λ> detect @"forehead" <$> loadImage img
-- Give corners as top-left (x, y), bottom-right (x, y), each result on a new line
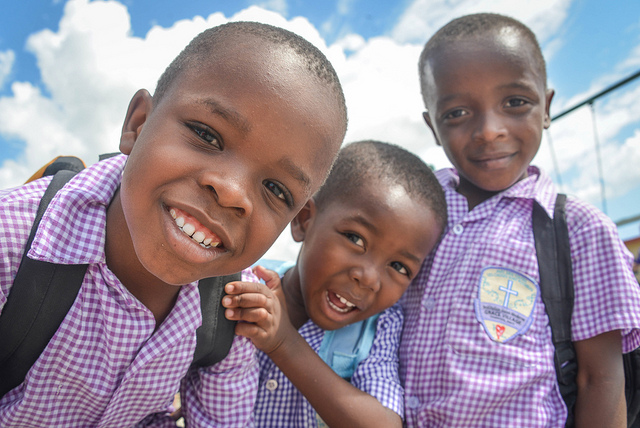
top-left (156, 39), bottom-right (344, 191)
top-left (423, 30), bottom-right (545, 101)
top-left (326, 179), bottom-right (434, 227)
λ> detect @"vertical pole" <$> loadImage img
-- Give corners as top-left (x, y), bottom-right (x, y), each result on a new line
top-left (589, 102), bottom-right (607, 214)
top-left (545, 129), bottom-right (563, 190)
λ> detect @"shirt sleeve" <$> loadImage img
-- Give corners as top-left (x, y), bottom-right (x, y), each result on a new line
top-left (567, 197), bottom-right (640, 352)
top-left (350, 303), bottom-right (405, 419)
top-left (179, 267), bottom-right (259, 427)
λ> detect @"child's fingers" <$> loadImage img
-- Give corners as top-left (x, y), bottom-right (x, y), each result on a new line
top-left (224, 280), bottom-right (270, 296)
top-left (222, 292), bottom-right (269, 309)
top-left (225, 306), bottom-right (270, 323)
top-left (252, 265), bottom-right (281, 290)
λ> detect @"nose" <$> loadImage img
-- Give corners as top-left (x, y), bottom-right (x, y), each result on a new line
top-left (473, 110), bottom-right (507, 142)
top-left (202, 172), bottom-right (253, 218)
top-left (349, 262), bottom-right (381, 293)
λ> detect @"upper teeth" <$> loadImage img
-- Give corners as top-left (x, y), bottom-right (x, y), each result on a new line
top-left (335, 293), bottom-right (356, 308)
top-left (170, 208), bottom-right (220, 248)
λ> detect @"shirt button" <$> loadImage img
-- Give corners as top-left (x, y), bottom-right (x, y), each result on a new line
top-left (265, 379), bottom-right (278, 391)
top-left (422, 297), bottom-right (436, 310)
top-left (452, 224), bottom-right (464, 235)
top-left (407, 395), bottom-right (420, 409)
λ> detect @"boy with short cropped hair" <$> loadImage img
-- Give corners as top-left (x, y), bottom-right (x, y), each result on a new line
top-left (0, 21), bottom-right (346, 427)
top-left (223, 140), bottom-right (447, 427)
top-left (400, 12), bottom-right (640, 427)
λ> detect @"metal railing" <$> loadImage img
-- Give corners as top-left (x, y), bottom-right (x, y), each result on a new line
top-left (547, 69), bottom-right (640, 226)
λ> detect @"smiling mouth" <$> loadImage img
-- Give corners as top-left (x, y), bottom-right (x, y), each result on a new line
top-left (169, 207), bottom-right (222, 249)
top-left (473, 152), bottom-right (515, 168)
top-left (327, 292), bottom-right (357, 314)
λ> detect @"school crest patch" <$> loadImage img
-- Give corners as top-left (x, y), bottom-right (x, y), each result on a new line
top-left (474, 267), bottom-right (539, 343)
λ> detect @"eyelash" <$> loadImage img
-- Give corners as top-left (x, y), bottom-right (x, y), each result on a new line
top-left (505, 98), bottom-right (528, 108)
top-left (344, 232), bottom-right (365, 248)
top-left (264, 180), bottom-right (293, 207)
top-left (188, 123), bottom-right (221, 148)
top-left (390, 261), bottom-right (410, 277)
top-left (443, 109), bottom-right (466, 120)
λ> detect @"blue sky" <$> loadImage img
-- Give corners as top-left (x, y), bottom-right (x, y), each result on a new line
top-left (1, 0), bottom-right (640, 259)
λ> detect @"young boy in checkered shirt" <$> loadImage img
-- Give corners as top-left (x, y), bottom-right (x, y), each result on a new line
top-left (399, 12), bottom-right (640, 427)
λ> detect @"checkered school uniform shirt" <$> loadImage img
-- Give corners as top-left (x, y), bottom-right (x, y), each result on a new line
top-left (253, 304), bottom-right (405, 427)
top-left (399, 166), bottom-right (640, 428)
top-left (0, 155), bottom-right (258, 427)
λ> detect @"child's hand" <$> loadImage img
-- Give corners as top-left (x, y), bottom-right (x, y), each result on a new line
top-left (222, 265), bottom-right (296, 354)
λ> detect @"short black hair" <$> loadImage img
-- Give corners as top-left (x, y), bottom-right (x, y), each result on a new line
top-left (154, 21), bottom-right (347, 127)
top-left (419, 13), bottom-right (547, 101)
top-left (314, 140), bottom-right (447, 229)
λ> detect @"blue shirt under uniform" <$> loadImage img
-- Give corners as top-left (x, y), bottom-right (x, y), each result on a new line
top-left (252, 304), bottom-right (405, 427)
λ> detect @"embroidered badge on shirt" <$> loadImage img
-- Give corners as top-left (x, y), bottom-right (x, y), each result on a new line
top-left (474, 267), bottom-right (539, 343)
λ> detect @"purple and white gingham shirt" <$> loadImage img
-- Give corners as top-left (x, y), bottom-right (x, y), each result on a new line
top-left (0, 155), bottom-right (258, 427)
top-left (253, 304), bottom-right (405, 427)
top-left (399, 166), bottom-right (640, 427)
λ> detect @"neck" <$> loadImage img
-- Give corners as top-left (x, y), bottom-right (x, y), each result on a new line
top-left (281, 266), bottom-right (309, 330)
top-left (105, 189), bottom-right (181, 327)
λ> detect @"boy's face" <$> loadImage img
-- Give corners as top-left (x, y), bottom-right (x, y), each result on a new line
top-left (117, 40), bottom-right (344, 285)
top-left (422, 29), bottom-right (554, 200)
top-left (291, 180), bottom-right (441, 331)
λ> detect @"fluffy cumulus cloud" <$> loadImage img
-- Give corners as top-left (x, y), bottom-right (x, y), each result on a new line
top-left (0, 0), bottom-right (639, 257)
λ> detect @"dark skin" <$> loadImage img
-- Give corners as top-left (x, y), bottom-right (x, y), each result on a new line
top-left (422, 29), bottom-right (626, 426)
top-left (104, 39), bottom-right (345, 327)
top-left (224, 182), bottom-right (443, 427)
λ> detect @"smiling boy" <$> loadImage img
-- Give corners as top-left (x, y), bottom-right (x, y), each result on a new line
top-left (223, 141), bottom-right (447, 427)
top-left (0, 22), bottom-right (346, 427)
top-left (399, 13), bottom-right (640, 427)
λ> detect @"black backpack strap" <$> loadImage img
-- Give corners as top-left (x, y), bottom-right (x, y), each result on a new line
top-left (532, 194), bottom-right (577, 427)
top-left (191, 273), bottom-right (241, 367)
top-left (0, 170), bottom-right (89, 397)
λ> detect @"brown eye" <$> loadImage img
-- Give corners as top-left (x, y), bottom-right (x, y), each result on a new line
top-left (264, 180), bottom-right (293, 206)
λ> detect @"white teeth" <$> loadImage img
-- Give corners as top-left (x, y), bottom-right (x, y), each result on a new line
top-left (171, 210), bottom-right (220, 249)
top-left (328, 299), bottom-right (351, 313)
top-left (335, 293), bottom-right (356, 308)
top-left (182, 223), bottom-right (196, 236)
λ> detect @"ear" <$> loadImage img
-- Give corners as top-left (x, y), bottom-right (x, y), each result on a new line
top-left (423, 111), bottom-right (441, 146)
top-left (543, 88), bottom-right (555, 129)
top-left (120, 89), bottom-right (153, 155)
top-left (290, 199), bottom-right (316, 243)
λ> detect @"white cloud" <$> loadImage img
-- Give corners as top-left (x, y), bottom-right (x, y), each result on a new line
top-left (390, 0), bottom-right (572, 45)
top-left (0, 49), bottom-right (15, 88)
top-left (1, 0), bottom-right (639, 257)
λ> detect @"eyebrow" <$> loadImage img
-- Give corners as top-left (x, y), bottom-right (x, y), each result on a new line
top-left (279, 157), bottom-right (311, 194)
top-left (198, 99), bottom-right (251, 134)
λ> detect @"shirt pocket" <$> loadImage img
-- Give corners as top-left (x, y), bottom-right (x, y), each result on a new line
top-left (442, 240), bottom-right (553, 368)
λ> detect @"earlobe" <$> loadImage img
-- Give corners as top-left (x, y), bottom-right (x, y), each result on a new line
top-left (543, 89), bottom-right (555, 129)
top-left (423, 111), bottom-right (441, 146)
top-left (120, 89), bottom-right (153, 155)
top-left (290, 199), bottom-right (316, 243)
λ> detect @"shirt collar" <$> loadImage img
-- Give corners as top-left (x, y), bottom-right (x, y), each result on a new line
top-left (436, 165), bottom-right (558, 218)
top-left (29, 155), bottom-right (127, 265)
